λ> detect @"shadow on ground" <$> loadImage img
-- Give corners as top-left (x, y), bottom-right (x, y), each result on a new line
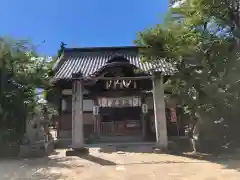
top-left (68, 151), bottom-right (209, 166)
top-left (98, 144), bottom-right (155, 154)
top-left (90, 142), bottom-right (240, 172)
top-left (0, 150), bottom-right (84, 180)
top-left (80, 154), bottom-right (117, 166)
top-left (166, 151), bottom-right (240, 172)
top-left (2, 146), bottom-right (240, 179)
top-left (94, 138), bottom-right (191, 154)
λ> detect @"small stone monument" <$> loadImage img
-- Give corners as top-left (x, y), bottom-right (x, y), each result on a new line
top-left (41, 107), bottom-right (54, 154)
top-left (19, 108), bottom-right (54, 158)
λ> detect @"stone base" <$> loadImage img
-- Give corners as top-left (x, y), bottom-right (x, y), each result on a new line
top-left (19, 139), bottom-right (55, 158)
top-left (66, 147), bottom-right (89, 156)
top-left (45, 139), bottom-right (55, 155)
top-left (152, 147), bottom-right (169, 154)
top-left (19, 142), bottom-right (46, 158)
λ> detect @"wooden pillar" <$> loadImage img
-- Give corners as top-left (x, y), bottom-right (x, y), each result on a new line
top-left (93, 115), bottom-right (98, 135)
top-left (96, 114), bottom-right (100, 137)
top-left (141, 113), bottom-right (147, 140)
top-left (71, 79), bottom-right (84, 149)
top-left (93, 99), bottom-right (100, 137)
top-left (93, 99), bottom-right (97, 135)
top-left (141, 96), bottom-right (147, 140)
top-left (152, 72), bottom-right (168, 148)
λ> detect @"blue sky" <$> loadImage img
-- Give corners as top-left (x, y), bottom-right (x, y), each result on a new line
top-left (1, 0), bottom-right (168, 56)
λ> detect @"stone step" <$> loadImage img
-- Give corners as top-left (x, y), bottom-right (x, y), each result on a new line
top-left (89, 136), bottom-right (144, 144)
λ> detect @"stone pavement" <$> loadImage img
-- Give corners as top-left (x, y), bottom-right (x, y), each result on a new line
top-left (1, 148), bottom-right (240, 180)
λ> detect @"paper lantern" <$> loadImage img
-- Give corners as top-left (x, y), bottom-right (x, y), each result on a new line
top-left (142, 104), bottom-right (148, 114)
top-left (93, 106), bottom-right (99, 115)
top-left (61, 99), bottom-right (67, 111)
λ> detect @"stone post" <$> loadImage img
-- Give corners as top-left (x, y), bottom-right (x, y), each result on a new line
top-left (152, 72), bottom-right (168, 149)
top-left (67, 76), bottom-right (88, 156)
top-left (71, 79), bottom-right (84, 149)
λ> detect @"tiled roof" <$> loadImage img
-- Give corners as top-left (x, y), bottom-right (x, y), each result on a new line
top-left (52, 46), bottom-right (176, 81)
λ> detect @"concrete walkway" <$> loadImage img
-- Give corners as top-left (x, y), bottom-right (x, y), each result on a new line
top-left (1, 149), bottom-right (240, 179)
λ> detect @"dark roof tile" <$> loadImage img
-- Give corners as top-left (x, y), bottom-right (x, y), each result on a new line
top-left (52, 46), bottom-right (176, 81)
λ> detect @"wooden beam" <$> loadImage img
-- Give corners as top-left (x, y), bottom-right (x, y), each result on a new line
top-left (72, 76), bottom-right (153, 81)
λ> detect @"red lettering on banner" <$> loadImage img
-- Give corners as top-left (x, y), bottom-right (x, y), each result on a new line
top-left (170, 108), bottom-right (177, 122)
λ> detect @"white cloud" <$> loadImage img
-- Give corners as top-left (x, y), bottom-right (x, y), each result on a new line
top-left (172, 0), bottom-right (185, 8)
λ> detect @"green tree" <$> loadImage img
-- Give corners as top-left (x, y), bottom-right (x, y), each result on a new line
top-left (136, 0), bottom-right (240, 152)
top-left (0, 37), bottom-right (54, 145)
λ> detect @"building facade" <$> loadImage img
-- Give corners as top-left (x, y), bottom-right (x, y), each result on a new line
top-left (51, 46), bottom-right (185, 149)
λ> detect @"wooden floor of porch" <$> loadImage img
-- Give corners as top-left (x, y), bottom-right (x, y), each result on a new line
top-left (54, 135), bottom-right (189, 152)
top-left (88, 135), bottom-right (144, 144)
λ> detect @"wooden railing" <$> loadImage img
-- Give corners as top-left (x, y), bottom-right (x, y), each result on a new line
top-left (100, 120), bottom-right (141, 136)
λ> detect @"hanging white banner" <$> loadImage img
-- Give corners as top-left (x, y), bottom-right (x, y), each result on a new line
top-left (98, 96), bottom-right (141, 107)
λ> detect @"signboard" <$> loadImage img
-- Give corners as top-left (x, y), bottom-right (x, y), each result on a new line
top-left (98, 96), bottom-right (141, 107)
top-left (170, 108), bottom-right (177, 122)
top-left (105, 80), bottom-right (137, 89)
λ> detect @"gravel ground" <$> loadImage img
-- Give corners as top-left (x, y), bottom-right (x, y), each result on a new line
top-left (0, 148), bottom-right (240, 180)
